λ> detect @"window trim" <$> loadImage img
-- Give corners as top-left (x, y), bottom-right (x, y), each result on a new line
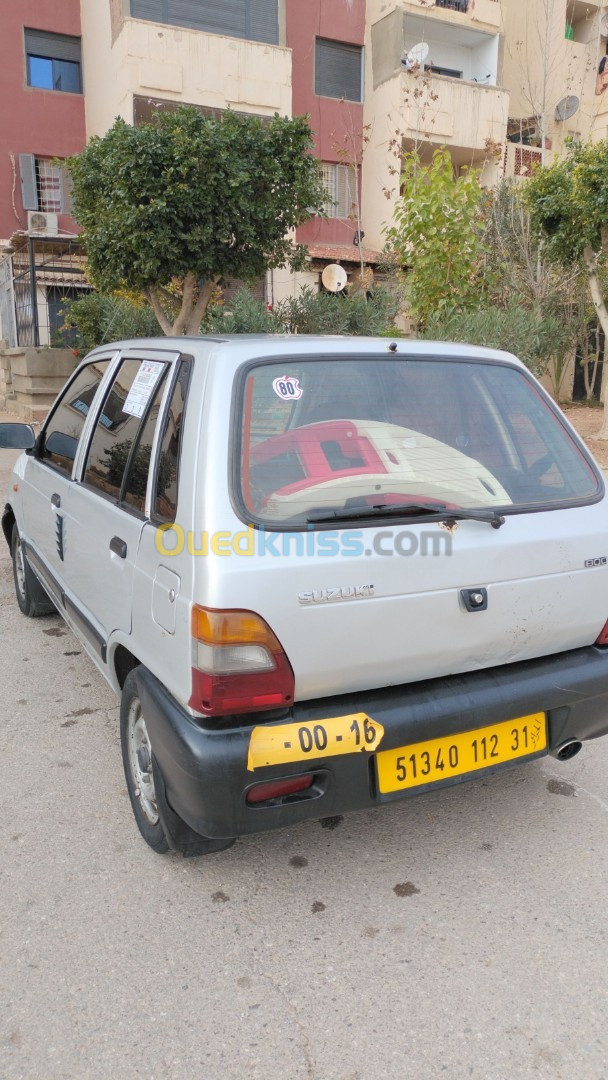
top-left (320, 162), bottom-right (355, 220)
top-left (119, 367), bottom-right (172, 517)
top-left (19, 154), bottom-right (74, 214)
top-left (228, 353), bottom-right (604, 532)
top-left (148, 355), bottom-right (193, 525)
top-left (35, 353), bottom-right (120, 480)
top-left (314, 37), bottom-right (364, 103)
top-left (24, 28), bottom-right (83, 94)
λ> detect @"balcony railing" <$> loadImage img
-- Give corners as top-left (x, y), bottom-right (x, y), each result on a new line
top-left (435, 0), bottom-right (469, 11)
top-left (434, 0), bottom-right (498, 9)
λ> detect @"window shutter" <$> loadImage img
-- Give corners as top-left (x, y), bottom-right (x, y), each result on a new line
top-left (248, 0), bottom-right (279, 44)
top-left (129, 0), bottom-right (168, 21)
top-left (315, 39), bottom-right (363, 102)
top-left (24, 29), bottom-right (81, 63)
top-left (336, 165), bottom-right (354, 219)
top-left (59, 168), bottom-right (74, 214)
top-left (19, 154), bottom-right (38, 212)
top-left (321, 164), bottom-right (337, 217)
top-left (130, 0), bottom-right (278, 43)
top-left (169, 0), bottom-right (244, 37)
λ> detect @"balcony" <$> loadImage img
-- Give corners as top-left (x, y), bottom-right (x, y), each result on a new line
top-left (373, 0), bottom-right (502, 33)
top-left (80, 4), bottom-right (292, 138)
top-left (363, 57), bottom-right (509, 248)
top-left (398, 69), bottom-right (508, 149)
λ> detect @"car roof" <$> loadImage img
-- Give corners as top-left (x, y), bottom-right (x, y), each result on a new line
top-left (84, 335), bottom-right (525, 369)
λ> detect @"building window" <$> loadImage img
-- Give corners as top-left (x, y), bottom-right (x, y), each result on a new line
top-left (129, 0), bottom-right (279, 46)
top-left (321, 164), bottom-right (355, 219)
top-left (426, 64), bottom-right (463, 79)
top-left (25, 29), bottom-right (82, 93)
top-left (315, 39), bottom-right (363, 102)
top-left (18, 155), bottom-right (73, 214)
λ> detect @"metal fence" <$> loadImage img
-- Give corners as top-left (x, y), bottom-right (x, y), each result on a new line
top-left (5, 235), bottom-right (89, 348)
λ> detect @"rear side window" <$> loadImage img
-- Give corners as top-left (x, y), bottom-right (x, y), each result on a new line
top-left (237, 358), bottom-right (600, 525)
top-left (83, 359), bottom-right (167, 502)
top-left (40, 360), bottom-right (110, 476)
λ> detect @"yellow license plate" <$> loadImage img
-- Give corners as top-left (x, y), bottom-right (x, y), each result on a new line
top-left (377, 713), bottom-right (547, 794)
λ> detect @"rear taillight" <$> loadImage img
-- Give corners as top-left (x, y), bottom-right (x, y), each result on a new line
top-left (595, 619), bottom-right (608, 645)
top-left (189, 606), bottom-right (295, 716)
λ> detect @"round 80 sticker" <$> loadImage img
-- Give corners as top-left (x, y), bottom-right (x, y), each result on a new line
top-left (273, 375), bottom-right (303, 401)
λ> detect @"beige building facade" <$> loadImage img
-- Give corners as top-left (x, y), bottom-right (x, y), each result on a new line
top-left (361, 0), bottom-right (608, 254)
top-left (363, 0), bottom-right (509, 251)
top-left (80, 1), bottom-right (292, 137)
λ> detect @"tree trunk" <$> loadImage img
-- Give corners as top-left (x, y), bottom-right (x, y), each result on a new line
top-left (145, 287), bottom-right (173, 335)
top-left (583, 246), bottom-right (608, 438)
top-left (184, 279), bottom-right (220, 335)
top-left (145, 275), bottom-right (220, 336)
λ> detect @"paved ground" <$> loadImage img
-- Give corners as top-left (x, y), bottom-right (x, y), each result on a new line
top-left (1, 445), bottom-right (608, 1080)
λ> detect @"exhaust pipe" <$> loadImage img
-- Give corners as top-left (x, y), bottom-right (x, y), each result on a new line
top-left (552, 739), bottom-right (583, 762)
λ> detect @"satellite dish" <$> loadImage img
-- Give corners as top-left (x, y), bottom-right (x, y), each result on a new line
top-left (322, 264), bottom-right (348, 293)
top-left (404, 42), bottom-right (430, 68)
top-left (601, 12), bottom-right (608, 36)
top-left (555, 95), bottom-right (580, 122)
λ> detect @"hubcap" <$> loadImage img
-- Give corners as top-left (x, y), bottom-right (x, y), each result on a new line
top-left (15, 539), bottom-right (26, 600)
top-left (127, 699), bottom-right (159, 825)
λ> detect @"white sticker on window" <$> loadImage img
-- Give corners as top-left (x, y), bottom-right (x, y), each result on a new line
top-left (272, 375), bottom-right (303, 401)
top-left (123, 361), bottom-right (165, 418)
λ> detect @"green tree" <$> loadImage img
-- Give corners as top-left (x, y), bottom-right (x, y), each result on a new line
top-left (67, 107), bottom-right (326, 336)
top-left (383, 148), bottom-right (490, 329)
top-left (525, 140), bottom-right (608, 429)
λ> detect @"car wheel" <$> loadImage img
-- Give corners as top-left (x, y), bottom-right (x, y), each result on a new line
top-left (11, 524), bottom-right (56, 617)
top-left (120, 669), bottom-right (170, 854)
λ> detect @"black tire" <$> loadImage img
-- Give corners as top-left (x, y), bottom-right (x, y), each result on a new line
top-left (120, 668), bottom-right (170, 854)
top-left (11, 524), bottom-right (56, 617)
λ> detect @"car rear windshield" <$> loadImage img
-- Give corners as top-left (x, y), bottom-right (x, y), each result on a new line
top-left (237, 357), bottom-right (600, 526)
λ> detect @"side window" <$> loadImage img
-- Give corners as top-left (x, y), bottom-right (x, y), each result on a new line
top-left (83, 359), bottom-right (167, 502)
top-left (122, 379), bottom-right (168, 514)
top-left (40, 360), bottom-right (110, 476)
top-left (153, 361), bottom-right (191, 523)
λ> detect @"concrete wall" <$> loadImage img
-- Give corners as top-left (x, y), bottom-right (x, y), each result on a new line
top-left (79, 2), bottom-right (293, 138)
top-left (0, 346), bottom-right (77, 421)
top-left (0, 0), bottom-right (85, 242)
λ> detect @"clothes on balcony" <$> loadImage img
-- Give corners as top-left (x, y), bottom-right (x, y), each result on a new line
top-left (596, 54), bottom-right (608, 95)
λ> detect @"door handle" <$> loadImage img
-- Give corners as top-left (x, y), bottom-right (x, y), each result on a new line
top-left (51, 493), bottom-right (61, 509)
top-left (110, 536), bottom-right (127, 559)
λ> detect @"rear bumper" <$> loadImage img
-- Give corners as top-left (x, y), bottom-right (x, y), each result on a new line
top-left (136, 647), bottom-right (608, 841)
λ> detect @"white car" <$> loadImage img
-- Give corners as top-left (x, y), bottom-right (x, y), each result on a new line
top-left (2, 336), bottom-right (608, 857)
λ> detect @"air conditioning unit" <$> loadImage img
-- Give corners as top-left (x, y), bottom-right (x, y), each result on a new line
top-left (27, 211), bottom-right (59, 236)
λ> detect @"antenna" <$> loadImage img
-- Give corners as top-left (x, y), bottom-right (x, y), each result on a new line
top-left (554, 95), bottom-right (580, 122)
top-left (322, 264), bottom-right (348, 293)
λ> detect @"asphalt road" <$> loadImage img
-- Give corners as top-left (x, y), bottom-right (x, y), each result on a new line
top-left (1, 445), bottom-right (608, 1080)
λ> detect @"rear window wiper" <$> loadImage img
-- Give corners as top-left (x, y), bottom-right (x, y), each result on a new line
top-left (307, 502), bottom-right (506, 529)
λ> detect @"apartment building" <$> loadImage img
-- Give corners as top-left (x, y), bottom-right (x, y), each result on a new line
top-left (362, 0), bottom-right (508, 252)
top-left (286, 0), bottom-right (375, 281)
top-left (0, 1), bottom-right (86, 346)
top-left (2, 0), bottom-right (608, 346)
